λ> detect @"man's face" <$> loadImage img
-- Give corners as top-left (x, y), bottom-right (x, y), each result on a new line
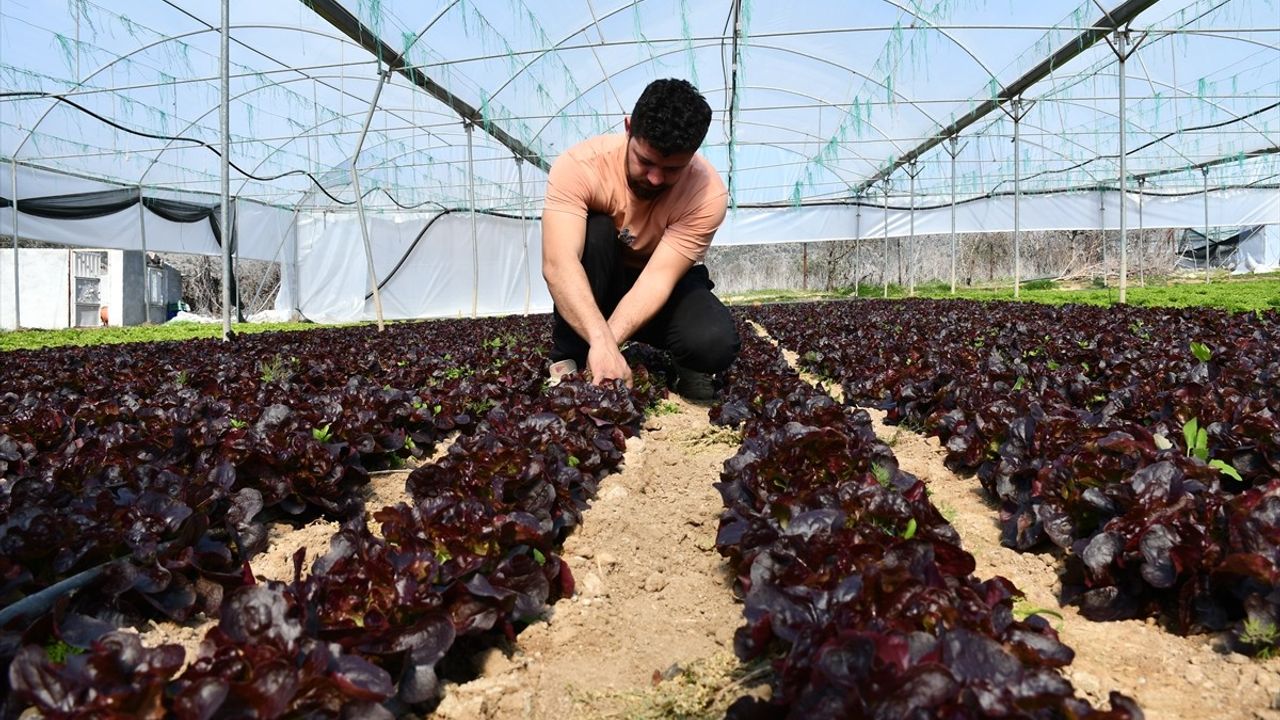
top-left (624, 134), bottom-right (695, 201)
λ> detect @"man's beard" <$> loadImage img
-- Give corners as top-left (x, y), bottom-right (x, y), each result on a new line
top-left (627, 175), bottom-right (669, 200)
top-left (625, 143), bottom-right (671, 200)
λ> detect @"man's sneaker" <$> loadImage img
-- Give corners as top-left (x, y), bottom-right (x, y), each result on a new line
top-left (548, 358), bottom-right (578, 385)
top-left (673, 364), bottom-right (716, 401)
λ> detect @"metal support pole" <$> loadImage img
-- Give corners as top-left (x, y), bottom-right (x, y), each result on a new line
top-left (1099, 190), bottom-right (1106, 285)
top-left (908, 161), bottom-right (917, 296)
top-left (219, 0), bottom-right (232, 340)
top-left (1202, 167), bottom-right (1210, 284)
top-left (1117, 31), bottom-right (1129, 305)
top-left (882, 181), bottom-right (891, 298)
top-left (949, 136), bottom-right (959, 295)
top-left (518, 157), bottom-right (530, 315)
top-left (466, 120), bottom-right (479, 317)
top-left (802, 243), bottom-right (808, 291)
top-left (138, 187), bottom-right (150, 323)
top-left (1012, 97), bottom-right (1022, 300)
top-left (352, 67), bottom-right (391, 332)
top-left (1138, 177), bottom-right (1146, 287)
top-left (854, 194), bottom-right (862, 297)
top-left (10, 160), bottom-right (20, 329)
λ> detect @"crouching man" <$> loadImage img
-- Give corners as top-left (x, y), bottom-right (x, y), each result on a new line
top-left (541, 78), bottom-right (740, 399)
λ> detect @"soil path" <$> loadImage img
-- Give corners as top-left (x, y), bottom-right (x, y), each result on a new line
top-left (433, 396), bottom-right (746, 719)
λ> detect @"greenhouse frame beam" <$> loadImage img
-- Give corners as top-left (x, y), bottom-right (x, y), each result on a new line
top-left (220, 0), bottom-right (233, 341)
top-left (301, 0), bottom-right (549, 172)
top-left (1135, 145), bottom-right (1280, 182)
top-left (1202, 168), bottom-right (1210, 284)
top-left (352, 67), bottom-right (391, 333)
top-left (881, 179), bottom-right (891, 298)
top-left (854, 194), bottom-right (862, 296)
top-left (852, 0), bottom-right (1162, 196)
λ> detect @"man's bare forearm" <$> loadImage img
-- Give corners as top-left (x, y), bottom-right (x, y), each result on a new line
top-left (607, 275), bottom-right (667, 344)
top-left (607, 243), bottom-right (694, 343)
top-left (544, 257), bottom-right (616, 348)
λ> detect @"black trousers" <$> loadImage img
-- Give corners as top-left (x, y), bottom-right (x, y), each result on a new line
top-left (550, 213), bottom-right (741, 373)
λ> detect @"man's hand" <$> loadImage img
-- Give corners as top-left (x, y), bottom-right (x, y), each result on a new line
top-left (587, 342), bottom-right (633, 388)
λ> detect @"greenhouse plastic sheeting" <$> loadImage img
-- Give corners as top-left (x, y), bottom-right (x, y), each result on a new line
top-left (0, 251), bottom-right (71, 329)
top-left (1234, 225), bottom-right (1280, 274)
top-left (277, 210), bottom-right (550, 323)
top-left (286, 212), bottom-right (367, 324)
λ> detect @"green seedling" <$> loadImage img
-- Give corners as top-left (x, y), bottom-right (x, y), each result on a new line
top-left (1183, 417), bottom-right (1243, 480)
top-left (229, 418), bottom-right (247, 429)
top-left (1183, 418), bottom-right (1209, 462)
top-left (1190, 341), bottom-right (1212, 363)
top-left (902, 518), bottom-right (918, 540)
top-left (312, 423), bottom-right (332, 443)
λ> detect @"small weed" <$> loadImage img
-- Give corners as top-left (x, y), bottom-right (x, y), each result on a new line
top-left (938, 502), bottom-right (958, 524)
top-left (871, 463), bottom-right (892, 487)
top-left (174, 369), bottom-right (189, 386)
top-left (1239, 618), bottom-right (1280, 658)
top-left (482, 334), bottom-right (517, 350)
top-left (571, 652), bottom-right (769, 719)
top-left (650, 400), bottom-right (681, 417)
top-left (229, 418), bottom-right (247, 429)
top-left (44, 640), bottom-right (83, 665)
top-left (258, 354), bottom-right (296, 384)
top-left (1012, 598), bottom-right (1065, 629)
top-left (465, 399), bottom-right (494, 416)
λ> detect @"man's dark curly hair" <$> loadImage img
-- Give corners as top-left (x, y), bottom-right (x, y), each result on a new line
top-left (629, 78), bottom-right (712, 156)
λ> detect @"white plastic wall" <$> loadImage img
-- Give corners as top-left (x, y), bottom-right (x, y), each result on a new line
top-left (0, 249), bottom-right (71, 329)
top-left (1233, 225), bottom-right (1280, 274)
top-left (278, 210), bottom-right (550, 323)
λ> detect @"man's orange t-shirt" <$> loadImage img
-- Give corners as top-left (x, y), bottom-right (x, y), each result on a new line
top-left (543, 134), bottom-right (728, 268)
